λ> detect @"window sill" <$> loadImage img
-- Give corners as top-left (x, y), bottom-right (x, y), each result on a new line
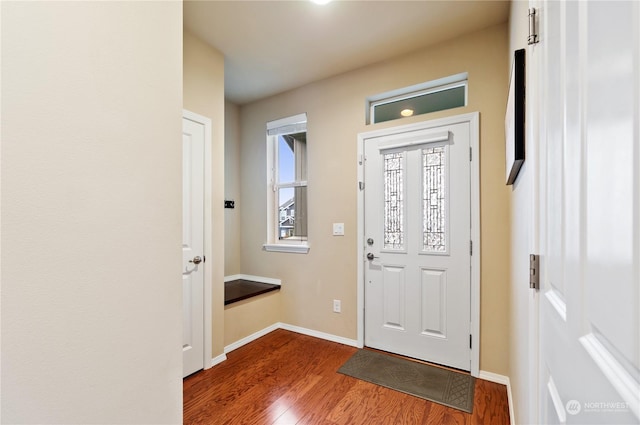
top-left (263, 243), bottom-right (310, 254)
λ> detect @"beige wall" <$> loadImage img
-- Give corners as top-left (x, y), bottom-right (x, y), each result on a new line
top-left (183, 30), bottom-right (226, 358)
top-left (224, 293), bottom-right (282, 346)
top-left (1, 2), bottom-right (183, 422)
top-left (224, 101), bottom-right (242, 275)
top-left (237, 23), bottom-right (511, 375)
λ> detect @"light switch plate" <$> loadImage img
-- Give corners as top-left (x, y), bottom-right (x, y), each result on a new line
top-left (332, 223), bottom-right (345, 236)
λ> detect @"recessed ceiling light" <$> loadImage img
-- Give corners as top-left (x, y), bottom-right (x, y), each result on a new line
top-left (310, 0), bottom-right (332, 4)
top-left (400, 109), bottom-right (414, 117)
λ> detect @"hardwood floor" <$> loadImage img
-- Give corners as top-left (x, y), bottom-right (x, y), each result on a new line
top-left (183, 329), bottom-right (510, 424)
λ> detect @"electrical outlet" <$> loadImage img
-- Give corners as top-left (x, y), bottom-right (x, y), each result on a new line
top-left (333, 299), bottom-right (341, 313)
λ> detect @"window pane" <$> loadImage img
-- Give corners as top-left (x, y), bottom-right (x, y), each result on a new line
top-left (278, 136), bottom-right (294, 184)
top-left (278, 186), bottom-right (307, 241)
top-left (374, 86), bottom-right (466, 124)
top-left (422, 146), bottom-right (447, 252)
top-left (383, 152), bottom-right (404, 250)
top-left (278, 132), bottom-right (306, 183)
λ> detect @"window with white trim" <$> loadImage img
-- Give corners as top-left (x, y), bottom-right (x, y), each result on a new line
top-left (264, 113), bottom-right (309, 254)
top-left (367, 73), bottom-right (468, 124)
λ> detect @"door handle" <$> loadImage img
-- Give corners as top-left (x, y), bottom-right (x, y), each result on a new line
top-left (366, 253), bottom-right (379, 261)
top-left (189, 256), bottom-right (203, 265)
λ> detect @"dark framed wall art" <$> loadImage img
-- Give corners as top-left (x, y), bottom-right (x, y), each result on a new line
top-left (505, 48), bottom-right (525, 185)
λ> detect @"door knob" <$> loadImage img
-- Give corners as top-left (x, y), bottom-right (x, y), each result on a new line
top-left (189, 256), bottom-right (203, 265)
top-left (366, 253), bottom-right (379, 261)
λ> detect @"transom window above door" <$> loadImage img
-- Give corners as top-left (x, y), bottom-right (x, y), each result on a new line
top-left (367, 73), bottom-right (468, 124)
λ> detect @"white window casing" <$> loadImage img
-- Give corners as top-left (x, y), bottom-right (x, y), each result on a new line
top-left (264, 113), bottom-right (310, 254)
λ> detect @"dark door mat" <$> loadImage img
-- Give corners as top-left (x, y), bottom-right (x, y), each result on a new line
top-left (337, 349), bottom-right (475, 413)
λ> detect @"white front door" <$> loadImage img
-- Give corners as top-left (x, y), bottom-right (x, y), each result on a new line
top-left (182, 115), bottom-right (205, 378)
top-left (537, 1), bottom-right (640, 423)
top-left (363, 118), bottom-right (474, 371)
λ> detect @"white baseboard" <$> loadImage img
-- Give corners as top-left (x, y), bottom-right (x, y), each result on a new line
top-left (223, 323), bottom-right (281, 354)
top-left (479, 370), bottom-right (509, 385)
top-left (210, 352), bottom-right (227, 368)
top-left (224, 274), bottom-right (281, 286)
top-left (479, 370), bottom-right (515, 425)
top-left (219, 322), bottom-right (358, 360)
top-left (278, 323), bottom-right (359, 348)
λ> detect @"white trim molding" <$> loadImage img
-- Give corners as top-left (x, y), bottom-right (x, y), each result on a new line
top-left (479, 371), bottom-right (515, 425)
top-left (224, 323), bottom-right (281, 354)
top-left (224, 274), bottom-right (282, 286)
top-left (222, 322), bottom-right (358, 356)
top-left (278, 323), bottom-right (359, 348)
top-left (210, 353), bottom-right (227, 368)
top-left (263, 243), bottom-right (310, 254)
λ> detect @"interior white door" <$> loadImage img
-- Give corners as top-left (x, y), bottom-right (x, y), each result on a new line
top-left (364, 121), bottom-right (472, 371)
top-left (537, 1), bottom-right (640, 423)
top-left (182, 116), bottom-right (205, 378)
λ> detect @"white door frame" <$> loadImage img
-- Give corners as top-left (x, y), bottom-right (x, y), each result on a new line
top-left (356, 112), bottom-right (480, 377)
top-left (183, 109), bottom-right (213, 371)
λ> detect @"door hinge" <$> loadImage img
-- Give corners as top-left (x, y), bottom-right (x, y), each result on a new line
top-left (528, 8), bottom-right (539, 45)
top-left (470, 240), bottom-right (473, 256)
top-left (359, 181), bottom-right (365, 190)
top-left (469, 334), bottom-right (472, 349)
top-left (469, 147), bottom-right (472, 161)
top-left (529, 254), bottom-right (539, 290)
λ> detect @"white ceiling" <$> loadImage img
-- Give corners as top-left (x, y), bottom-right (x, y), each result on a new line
top-left (184, 1), bottom-right (510, 105)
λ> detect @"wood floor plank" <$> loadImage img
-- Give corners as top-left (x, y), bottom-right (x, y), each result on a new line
top-left (392, 394), bottom-right (431, 425)
top-left (289, 375), bottom-right (357, 424)
top-left (470, 377), bottom-right (511, 425)
top-left (254, 374), bottom-right (323, 424)
top-left (423, 402), bottom-right (469, 425)
top-left (330, 379), bottom-right (435, 425)
top-left (183, 329), bottom-right (510, 425)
